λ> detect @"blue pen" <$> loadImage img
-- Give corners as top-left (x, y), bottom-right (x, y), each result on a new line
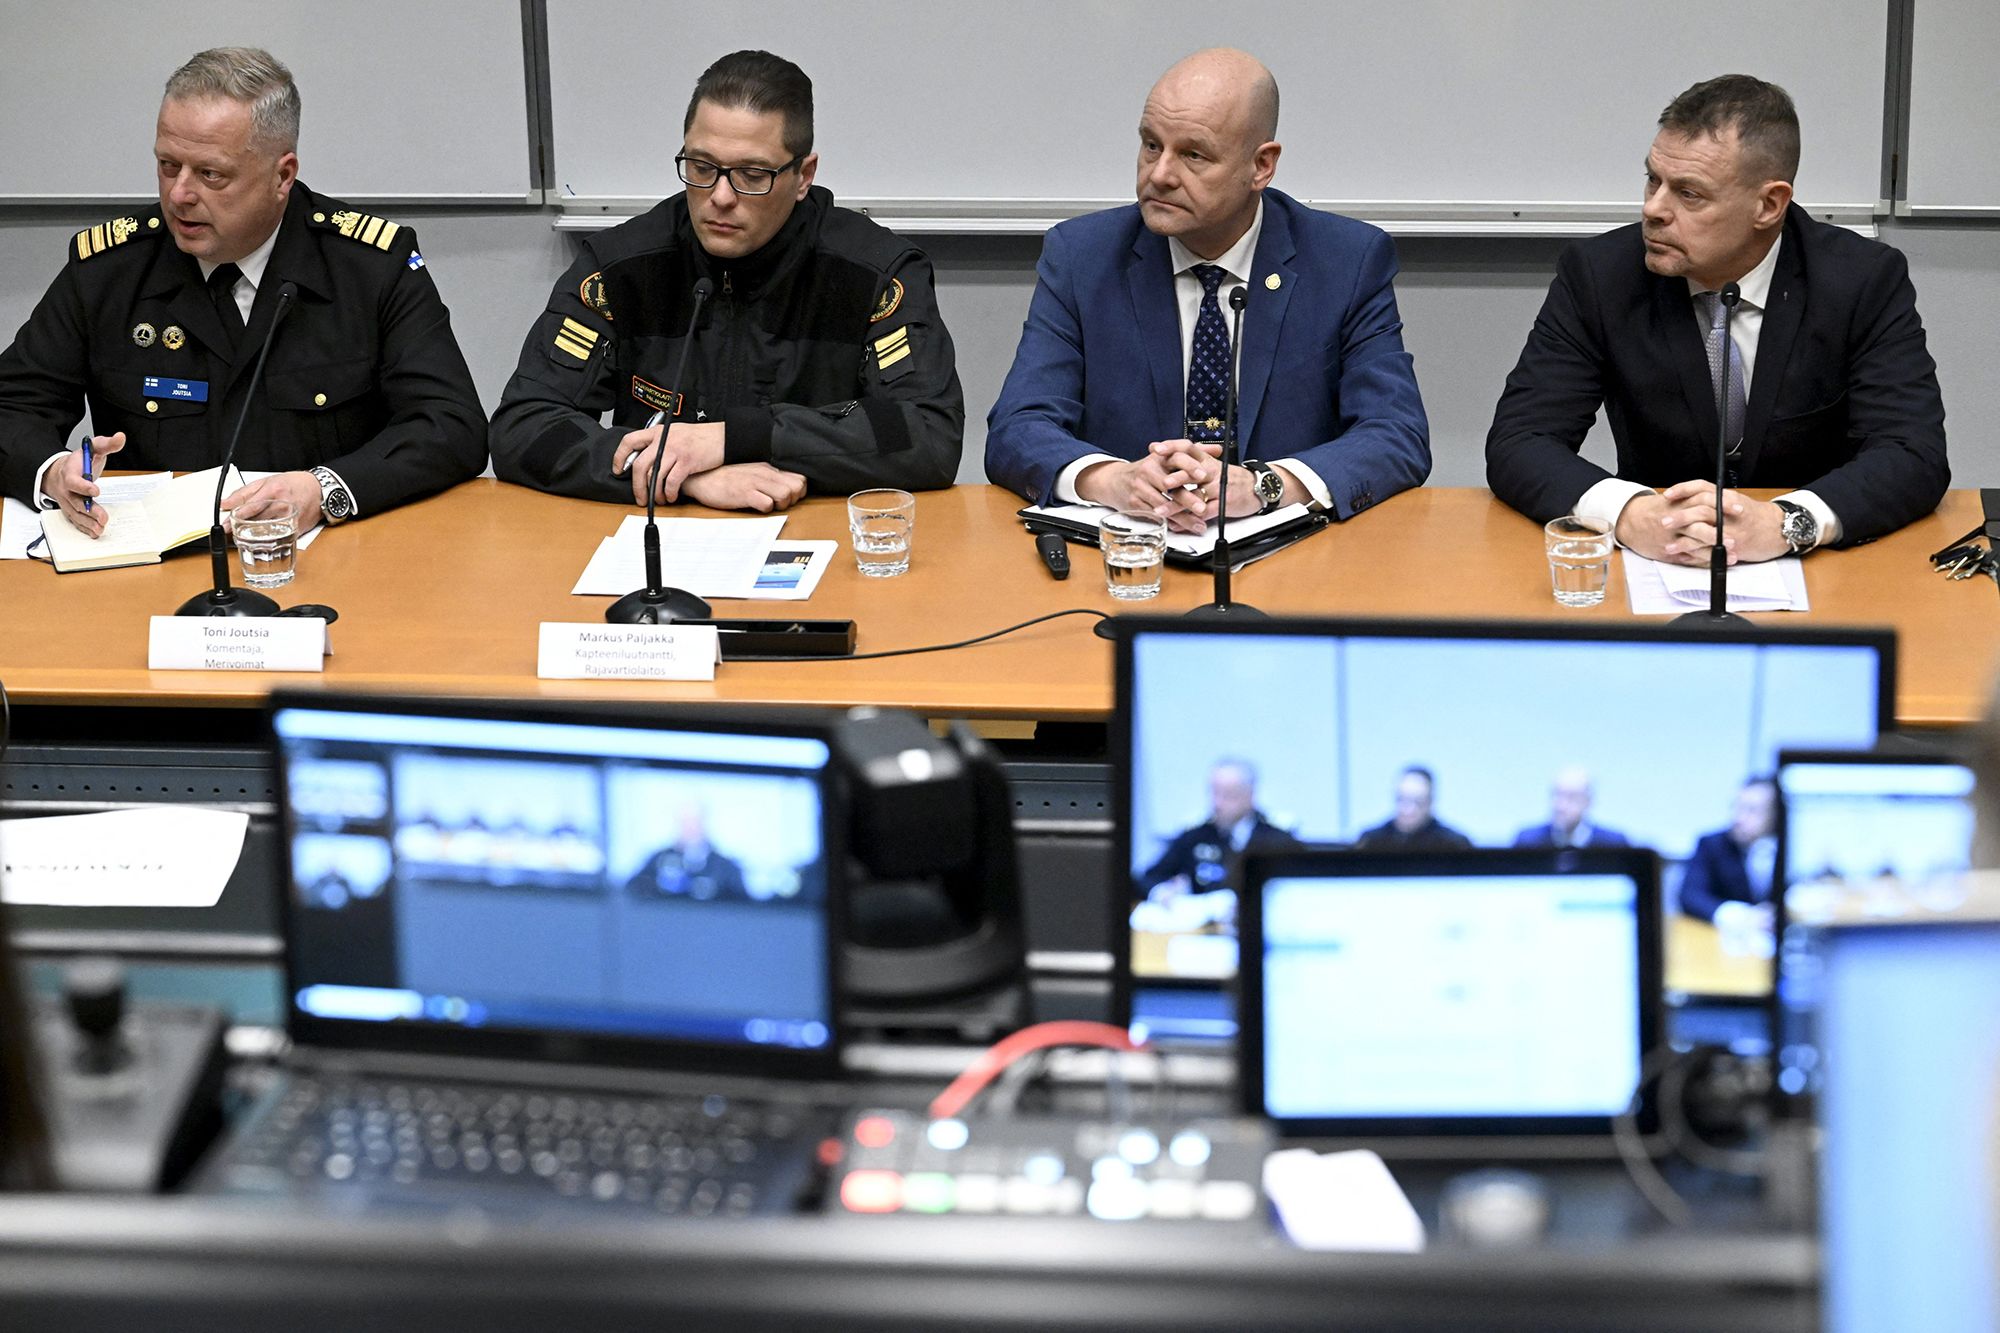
top-left (81, 437), bottom-right (94, 513)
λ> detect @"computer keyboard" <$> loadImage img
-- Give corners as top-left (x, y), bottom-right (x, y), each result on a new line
top-left (830, 1108), bottom-right (1272, 1223)
top-left (214, 1074), bottom-right (829, 1216)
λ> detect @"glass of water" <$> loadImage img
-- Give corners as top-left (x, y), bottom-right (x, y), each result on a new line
top-left (848, 488), bottom-right (915, 577)
top-left (1100, 511), bottom-right (1167, 600)
top-left (1544, 514), bottom-right (1613, 608)
top-left (233, 498), bottom-right (299, 590)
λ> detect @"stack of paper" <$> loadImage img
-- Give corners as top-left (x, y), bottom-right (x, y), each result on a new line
top-left (0, 806), bottom-right (249, 908)
top-left (1623, 550), bottom-right (1809, 614)
top-left (570, 514), bottom-right (789, 599)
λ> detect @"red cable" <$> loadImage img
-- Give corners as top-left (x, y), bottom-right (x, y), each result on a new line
top-left (927, 1021), bottom-right (1145, 1120)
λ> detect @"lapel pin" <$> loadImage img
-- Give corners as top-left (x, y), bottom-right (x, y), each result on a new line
top-left (1265, 274), bottom-right (1282, 291)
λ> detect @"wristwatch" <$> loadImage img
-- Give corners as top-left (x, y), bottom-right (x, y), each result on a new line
top-left (310, 466), bottom-right (355, 525)
top-left (1243, 459), bottom-right (1286, 514)
top-left (1773, 499), bottom-right (1818, 554)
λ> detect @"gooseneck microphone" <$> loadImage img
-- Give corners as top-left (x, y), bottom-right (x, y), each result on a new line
top-left (1676, 280), bottom-right (1748, 626)
top-left (608, 277), bottom-right (714, 625)
top-left (177, 281), bottom-right (296, 618)
top-left (1187, 284), bottom-right (1264, 621)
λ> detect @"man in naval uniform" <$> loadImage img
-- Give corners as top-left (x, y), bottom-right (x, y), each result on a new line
top-left (0, 47), bottom-right (486, 539)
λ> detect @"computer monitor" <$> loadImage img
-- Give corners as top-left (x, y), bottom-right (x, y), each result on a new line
top-left (1816, 913), bottom-right (2000, 1333)
top-left (269, 693), bottom-right (843, 1075)
top-left (1773, 747), bottom-right (1976, 1104)
top-left (1239, 847), bottom-right (1661, 1141)
top-left (1113, 617), bottom-right (1895, 1039)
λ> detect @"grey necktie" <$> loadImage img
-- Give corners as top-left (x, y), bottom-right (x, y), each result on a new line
top-left (1696, 290), bottom-right (1747, 456)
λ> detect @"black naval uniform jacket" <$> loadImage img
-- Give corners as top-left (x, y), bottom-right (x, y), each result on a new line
top-left (489, 186), bottom-right (964, 502)
top-left (0, 182), bottom-right (487, 515)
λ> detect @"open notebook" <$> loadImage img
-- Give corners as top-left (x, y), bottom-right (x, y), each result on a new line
top-left (39, 466), bottom-right (240, 572)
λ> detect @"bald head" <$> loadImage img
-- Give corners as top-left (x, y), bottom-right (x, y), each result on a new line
top-left (1136, 49), bottom-right (1282, 258)
top-left (1550, 766), bottom-right (1595, 835)
top-left (1150, 48), bottom-right (1279, 148)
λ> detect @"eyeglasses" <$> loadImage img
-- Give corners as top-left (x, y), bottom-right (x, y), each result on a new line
top-left (674, 154), bottom-right (803, 196)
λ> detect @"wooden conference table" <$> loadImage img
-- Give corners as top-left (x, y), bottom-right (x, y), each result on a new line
top-left (1, 481), bottom-right (1994, 727)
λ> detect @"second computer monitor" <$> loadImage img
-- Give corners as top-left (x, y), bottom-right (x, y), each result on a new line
top-left (1114, 617), bottom-right (1895, 1036)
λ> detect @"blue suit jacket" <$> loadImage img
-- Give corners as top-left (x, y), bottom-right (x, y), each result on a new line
top-left (1512, 822), bottom-right (1632, 850)
top-left (984, 190), bottom-right (1430, 515)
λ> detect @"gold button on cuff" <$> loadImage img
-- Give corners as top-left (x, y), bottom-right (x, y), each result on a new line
top-left (145, 401), bottom-right (158, 413)
top-left (314, 393), bottom-right (327, 407)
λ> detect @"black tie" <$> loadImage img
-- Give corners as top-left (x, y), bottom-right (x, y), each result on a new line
top-left (207, 263), bottom-right (245, 349)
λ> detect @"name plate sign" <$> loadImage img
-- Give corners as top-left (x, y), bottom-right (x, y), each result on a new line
top-left (536, 623), bottom-right (719, 681)
top-left (148, 616), bottom-right (326, 672)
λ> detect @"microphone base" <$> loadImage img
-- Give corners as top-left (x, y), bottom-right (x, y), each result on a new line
top-left (1183, 600), bottom-right (1267, 621)
top-left (606, 586), bottom-right (711, 625)
top-left (175, 586), bottom-right (280, 617)
top-left (1672, 608), bottom-right (1753, 627)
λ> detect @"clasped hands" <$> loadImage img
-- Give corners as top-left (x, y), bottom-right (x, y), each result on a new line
top-left (1075, 438), bottom-right (1263, 535)
top-left (1617, 479), bottom-right (1791, 566)
top-left (47, 431), bottom-right (322, 538)
top-left (611, 420), bottom-right (805, 514)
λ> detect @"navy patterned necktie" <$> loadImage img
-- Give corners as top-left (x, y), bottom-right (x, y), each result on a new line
top-left (1697, 290), bottom-right (1747, 455)
top-left (1184, 264), bottom-right (1230, 443)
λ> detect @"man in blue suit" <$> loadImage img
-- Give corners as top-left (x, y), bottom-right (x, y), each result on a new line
top-left (985, 49), bottom-right (1429, 527)
top-left (1512, 766), bottom-right (1632, 850)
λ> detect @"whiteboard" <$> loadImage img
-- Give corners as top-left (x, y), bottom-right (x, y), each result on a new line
top-left (547, 0), bottom-right (1887, 222)
top-left (1902, 0), bottom-right (2000, 214)
top-left (0, 0), bottom-right (533, 202)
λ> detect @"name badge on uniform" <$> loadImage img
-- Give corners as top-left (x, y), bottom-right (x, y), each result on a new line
top-left (143, 377), bottom-right (208, 402)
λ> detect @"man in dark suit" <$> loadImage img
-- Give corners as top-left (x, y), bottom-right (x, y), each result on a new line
top-left (1487, 75), bottom-right (1947, 563)
top-left (1679, 777), bottom-right (1778, 924)
top-left (1513, 766), bottom-right (1632, 850)
top-left (1135, 758), bottom-right (1301, 901)
top-left (0, 47), bottom-right (486, 537)
top-left (1356, 765), bottom-right (1474, 851)
top-left (985, 48), bottom-right (1429, 527)
top-left (626, 804), bottom-right (749, 903)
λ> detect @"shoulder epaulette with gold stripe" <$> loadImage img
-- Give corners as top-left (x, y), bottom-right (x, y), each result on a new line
top-left (71, 213), bottom-right (161, 262)
top-left (313, 208), bottom-right (406, 253)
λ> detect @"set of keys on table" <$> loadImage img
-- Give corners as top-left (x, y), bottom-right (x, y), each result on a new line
top-left (1930, 521), bottom-right (2000, 585)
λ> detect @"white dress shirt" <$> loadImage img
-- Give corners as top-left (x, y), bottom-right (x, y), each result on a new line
top-left (1575, 233), bottom-right (1840, 548)
top-left (1055, 200), bottom-right (1331, 508)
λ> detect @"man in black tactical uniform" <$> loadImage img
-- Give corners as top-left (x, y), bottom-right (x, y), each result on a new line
top-left (489, 50), bottom-right (964, 512)
top-left (0, 47), bottom-right (487, 539)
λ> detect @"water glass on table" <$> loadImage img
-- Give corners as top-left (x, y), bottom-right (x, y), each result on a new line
top-left (1544, 514), bottom-right (1613, 608)
top-left (848, 488), bottom-right (915, 577)
top-left (1100, 511), bottom-right (1167, 600)
top-left (232, 498), bottom-right (299, 590)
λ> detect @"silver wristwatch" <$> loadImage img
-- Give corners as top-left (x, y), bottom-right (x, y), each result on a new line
top-left (1243, 459), bottom-right (1286, 514)
top-left (310, 466), bottom-right (355, 524)
top-left (1773, 499), bottom-right (1818, 554)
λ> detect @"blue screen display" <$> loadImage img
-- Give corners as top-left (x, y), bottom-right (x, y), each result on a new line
top-left (276, 708), bottom-right (835, 1053)
top-left (1819, 921), bottom-right (2000, 1333)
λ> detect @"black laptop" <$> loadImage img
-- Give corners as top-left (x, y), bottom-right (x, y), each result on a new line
top-left (201, 692), bottom-right (848, 1217)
